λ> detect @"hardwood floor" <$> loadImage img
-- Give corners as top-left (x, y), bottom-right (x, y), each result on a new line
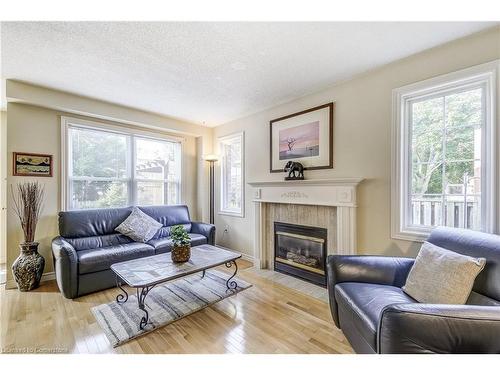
top-left (0, 260), bottom-right (353, 354)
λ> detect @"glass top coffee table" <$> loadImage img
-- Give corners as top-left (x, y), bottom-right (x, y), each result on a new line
top-left (111, 244), bottom-right (241, 330)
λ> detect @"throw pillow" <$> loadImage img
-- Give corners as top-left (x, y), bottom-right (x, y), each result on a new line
top-left (115, 207), bottom-right (163, 243)
top-left (402, 241), bottom-right (486, 304)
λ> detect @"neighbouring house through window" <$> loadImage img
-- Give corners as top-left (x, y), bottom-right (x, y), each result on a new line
top-left (392, 61), bottom-right (498, 241)
top-left (219, 132), bottom-right (244, 217)
top-left (62, 117), bottom-right (182, 210)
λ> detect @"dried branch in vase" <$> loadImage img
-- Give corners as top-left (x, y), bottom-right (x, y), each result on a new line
top-left (11, 181), bottom-right (45, 244)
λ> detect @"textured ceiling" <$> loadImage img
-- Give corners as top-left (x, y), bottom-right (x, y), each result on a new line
top-left (1, 22), bottom-right (497, 126)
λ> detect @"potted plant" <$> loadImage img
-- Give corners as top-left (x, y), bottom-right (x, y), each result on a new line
top-left (170, 224), bottom-right (191, 263)
top-left (11, 181), bottom-right (45, 291)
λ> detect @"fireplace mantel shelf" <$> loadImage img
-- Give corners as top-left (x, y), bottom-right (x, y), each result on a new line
top-left (248, 177), bottom-right (364, 187)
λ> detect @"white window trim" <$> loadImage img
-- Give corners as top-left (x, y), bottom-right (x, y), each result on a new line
top-left (218, 131), bottom-right (245, 218)
top-left (61, 116), bottom-right (184, 211)
top-left (391, 60), bottom-right (499, 242)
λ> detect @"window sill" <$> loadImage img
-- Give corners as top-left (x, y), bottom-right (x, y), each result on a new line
top-left (391, 227), bottom-right (431, 242)
top-left (218, 210), bottom-right (244, 218)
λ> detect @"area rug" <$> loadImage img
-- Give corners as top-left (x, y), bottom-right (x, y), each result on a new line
top-left (91, 269), bottom-right (252, 347)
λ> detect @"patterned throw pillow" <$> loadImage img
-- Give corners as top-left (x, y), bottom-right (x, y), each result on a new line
top-left (403, 241), bottom-right (486, 304)
top-left (115, 207), bottom-right (163, 243)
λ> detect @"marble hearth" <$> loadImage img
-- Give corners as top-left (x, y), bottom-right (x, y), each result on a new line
top-left (248, 178), bottom-right (363, 270)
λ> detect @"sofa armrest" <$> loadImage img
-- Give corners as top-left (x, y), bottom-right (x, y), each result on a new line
top-left (52, 237), bottom-right (79, 299)
top-left (326, 255), bottom-right (414, 287)
top-left (378, 304), bottom-right (500, 353)
top-left (191, 222), bottom-right (216, 245)
top-left (326, 255), bottom-right (414, 327)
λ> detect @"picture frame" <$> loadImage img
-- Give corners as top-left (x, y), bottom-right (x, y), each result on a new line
top-left (13, 152), bottom-right (53, 177)
top-left (270, 102), bottom-right (334, 173)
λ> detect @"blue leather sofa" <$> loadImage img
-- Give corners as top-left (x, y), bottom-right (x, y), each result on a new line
top-left (52, 205), bottom-right (215, 299)
top-left (327, 226), bottom-right (500, 353)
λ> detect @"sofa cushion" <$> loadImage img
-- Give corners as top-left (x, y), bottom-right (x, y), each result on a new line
top-left (138, 205), bottom-right (191, 227)
top-left (467, 291), bottom-right (500, 306)
top-left (403, 241), bottom-right (486, 304)
top-left (66, 233), bottom-right (133, 251)
top-left (78, 243), bottom-right (155, 274)
top-left (148, 237), bottom-right (174, 254)
top-left (335, 282), bottom-right (416, 350)
top-left (115, 207), bottom-right (162, 243)
top-left (148, 233), bottom-right (208, 254)
top-left (189, 233), bottom-right (207, 246)
top-left (59, 207), bottom-right (133, 238)
top-left (150, 224), bottom-right (192, 240)
top-left (58, 205), bottom-right (192, 238)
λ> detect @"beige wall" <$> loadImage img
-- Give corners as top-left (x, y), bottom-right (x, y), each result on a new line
top-left (213, 27), bottom-right (500, 259)
top-left (5, 83), bottom-right (213, 286)
top-left (7, 104), bottom-right (61, 278)
top-left (0, 111), bottom-right (6, 264)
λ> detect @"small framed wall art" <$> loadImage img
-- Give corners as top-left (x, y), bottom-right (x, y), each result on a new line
top-left (13, 152), bottom-right (53, 177)
top-left (270, 102), bottom-right (334, 172)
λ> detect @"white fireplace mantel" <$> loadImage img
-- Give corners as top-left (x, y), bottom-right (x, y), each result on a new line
top-left (248, 177), bottom-right (363, 186)
top-left (247, 178), bottom-right (364, 269)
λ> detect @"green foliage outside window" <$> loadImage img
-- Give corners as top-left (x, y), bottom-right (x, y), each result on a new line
top-left (411, 88), bottom-right (481, 197)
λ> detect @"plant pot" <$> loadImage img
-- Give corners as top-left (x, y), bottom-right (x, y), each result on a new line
top-left (171, 244), bottom-right (191, 263)
top-left (12, 242), bottom-right (45, 291)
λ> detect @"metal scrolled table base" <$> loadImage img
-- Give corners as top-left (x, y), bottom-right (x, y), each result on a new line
top-left (115, 275), bottom-right (129, 304)
top-left (225, 260), bottom-right (238, 291)
top-left (115, 259), bottom-right (239, 329)
top-left (136, 285), bottom-right (156, 330)
top-left (116, 275), bottom-right (156, 330)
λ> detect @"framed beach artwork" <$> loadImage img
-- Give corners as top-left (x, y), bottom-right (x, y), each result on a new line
top-left (13, 152), bottom-right (53, 177)
top-left (270, 102), bottom-right (334, 172)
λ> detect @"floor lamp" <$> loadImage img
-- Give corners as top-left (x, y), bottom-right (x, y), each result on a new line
top-left (203, 154), bottom-right (219, 224)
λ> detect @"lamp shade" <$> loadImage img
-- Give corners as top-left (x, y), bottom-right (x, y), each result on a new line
top-left (203, 154), bottom-right (219, 162)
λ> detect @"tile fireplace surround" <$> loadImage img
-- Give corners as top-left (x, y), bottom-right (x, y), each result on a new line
top-left (248, 178), bottom-right (364, 270)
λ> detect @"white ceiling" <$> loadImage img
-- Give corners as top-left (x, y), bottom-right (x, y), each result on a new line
top-left (1, 22), bottom-right (497, 126)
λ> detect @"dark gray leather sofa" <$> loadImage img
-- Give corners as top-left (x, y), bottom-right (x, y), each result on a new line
top-left (52, 205), bottom-right (215, 299)
top-left (327, 226), bottom-right (500, 354)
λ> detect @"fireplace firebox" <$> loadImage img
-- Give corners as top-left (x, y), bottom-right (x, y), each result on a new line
top-left (274, 222), bottom-right (327, 286)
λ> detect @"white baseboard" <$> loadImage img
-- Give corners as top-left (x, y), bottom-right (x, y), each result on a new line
top-left (5, 271), bottom-right (55, 290)
top-left (240, 253), bottom-right (255, 263)
top-left (215, 243), bottom-right (254, 264)
top-left (41, 271), bottom-right (56, 282)
top-left (5, 279), bottom-right (16, 289)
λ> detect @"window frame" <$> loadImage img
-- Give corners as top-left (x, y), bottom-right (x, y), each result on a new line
top-left (218, 131), bottom-right (245, 217)
top-left (391, 61), bottom-right (499, 241)
top-left (61, 116), bottom-right (183, 211)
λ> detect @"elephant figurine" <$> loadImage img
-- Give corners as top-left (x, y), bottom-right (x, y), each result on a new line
top-left (284, 161), bottom-right (305, 180)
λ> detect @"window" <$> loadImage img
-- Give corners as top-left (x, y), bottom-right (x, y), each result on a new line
top-left (219, 132), bottom-right (244, 216)
top-left (392, 62), bottom-right (498, 241)
top-left (68, 126), bottom-right (129, 209)
top-left (134, 137), bottom-right (181, 206)
top-left (63, 117), bottom-right (182, 210)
